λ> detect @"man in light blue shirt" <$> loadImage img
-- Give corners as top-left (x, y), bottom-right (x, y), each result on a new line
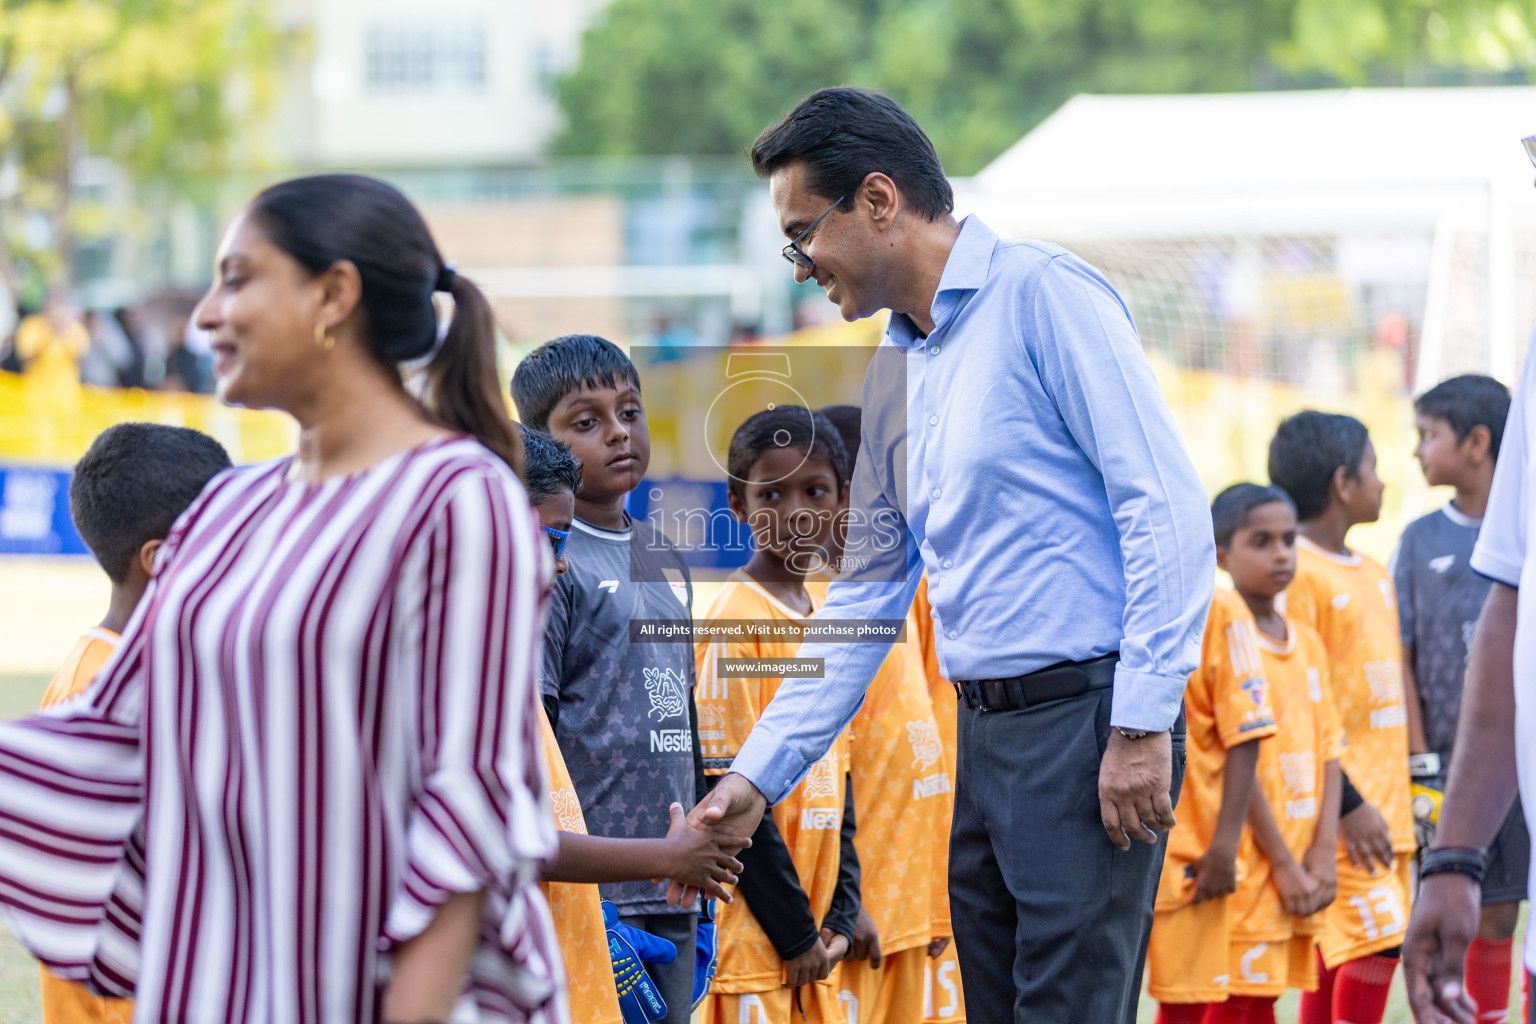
top-left (682, 88), bottom-right (1213, 1023)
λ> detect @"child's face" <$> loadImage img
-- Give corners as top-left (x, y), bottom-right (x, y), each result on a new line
top-left (728, 448), bottom-right (845, 571)
top-left (1339, 440), bottom-right (1385, 525)
top-left (544, 381), bottom-right (649, 505)
top-left (1217, 500), bottom-right (1297, 600)
top-left (533, 487), bottom-right (575, 577)
top-left (1414, 413), bottom-right (1482, 488)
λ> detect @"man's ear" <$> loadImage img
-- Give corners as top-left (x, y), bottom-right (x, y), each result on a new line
top-left (859, 172), bottom-right (900, 231)
top-left (1462, 424), bottom-right (1493, 464)
top-left (138, 538), bottom-right (164, 578)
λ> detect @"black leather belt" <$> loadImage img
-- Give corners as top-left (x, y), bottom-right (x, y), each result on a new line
top-left (954, 653), bottom-right (1118, 712)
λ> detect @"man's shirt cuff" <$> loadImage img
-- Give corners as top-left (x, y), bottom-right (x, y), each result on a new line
top-left (1109, 664), bottom-right (1188, 733)
top-left (728, 727), bottom-right (807, 807)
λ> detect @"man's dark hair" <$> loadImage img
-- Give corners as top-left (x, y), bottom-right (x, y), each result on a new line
top-left (1414, 374), bottom-right (1511, 461)
top-left (817, 404), bottom-right (861, 480)
top-left (519, 425), bottom-right (582, 506)
top-left (1267, 411), bottom-right (1371, 521)
top-left (1211, 483), bottom-right (1297, 548)
top-left (510, 335), bottom-right (640, 432)
top-left (727, 406), bottom-right (848, 502)
top-left (750, 88), bottom-right (954, 222)
top-left (69, 423), bottom-right (232, 583)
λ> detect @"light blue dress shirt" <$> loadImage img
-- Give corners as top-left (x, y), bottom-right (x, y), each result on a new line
top-left (730, 215), bottom-right (1215, 804)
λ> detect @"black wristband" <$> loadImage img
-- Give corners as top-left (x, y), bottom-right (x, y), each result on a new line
top-left (1339, 770), bottom-right (1365, 816)
top-left (1419, 846), bottom-right (1487, 885)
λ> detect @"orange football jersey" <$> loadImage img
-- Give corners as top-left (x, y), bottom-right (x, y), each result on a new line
top-left (40, 628), bottom-right (136, 1024)
top-left (1229, 617), bottom-right (1342, 941)
top-left (845, 603), bottom-right (953, 955)
top-left (537, 714), bottom-right (623, 1024)
top-left (696, 572), bottom-right (851, 994)
top-left (1158, 589), bottom-right (1278, 910)
top-left (908, 577), bottom-right (955, 938)
top-left (1284, 539), bottom-right (1412, 852)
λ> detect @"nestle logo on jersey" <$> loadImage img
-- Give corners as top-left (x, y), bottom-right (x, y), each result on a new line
top-left (913, 772), bottom-right (951, 799)
top-left (801, 808), bottom-right (840, 829)
top-left (1284, 797), bottom-right (1317, 821)
top-left (650, 729), bottom-right (692, 753)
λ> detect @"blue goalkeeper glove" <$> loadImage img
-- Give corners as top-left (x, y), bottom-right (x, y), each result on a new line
top-left (694, 898), bottom-right (718, 1009)
top-left (602, 900), bottom-right (676, 1024)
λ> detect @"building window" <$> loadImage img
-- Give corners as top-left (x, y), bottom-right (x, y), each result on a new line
top-left (365, 25), bottom-right (487, 93)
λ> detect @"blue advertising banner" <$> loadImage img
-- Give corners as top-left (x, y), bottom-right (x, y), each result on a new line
top-left (0, 465), bottom-right (88, 556)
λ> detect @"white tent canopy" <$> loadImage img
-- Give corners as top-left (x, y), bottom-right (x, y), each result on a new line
top-left (963, 87), bottom-right (1536, 238)
top-left (959, 87), bottom-right (1536, 383)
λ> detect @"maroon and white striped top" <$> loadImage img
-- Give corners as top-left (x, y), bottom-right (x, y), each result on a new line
top-left (0, 437), bottom-right (567, 1023)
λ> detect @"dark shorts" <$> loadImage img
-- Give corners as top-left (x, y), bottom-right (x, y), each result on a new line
top-left (1481, 799), bottom-right (1531, 906)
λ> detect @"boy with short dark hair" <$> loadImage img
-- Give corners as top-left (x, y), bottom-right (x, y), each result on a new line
top-left (695, 406), bottom-right (859, 1024)
top-left (1269, 411), bottom-right (1412, 1024)
top-left (1392, 374), bottom-right (1525, 1021)
top-left (45, 422), bottom-right (232, 1024)
top-left (1147, 554), bottom-right (1276, 1023)
top-left (1214, 483), bottom-right (1344, 1024)
top-left (520, 425), bottom-right (743, 1024)
top-left (511, 336), bottom-right (707, 1024)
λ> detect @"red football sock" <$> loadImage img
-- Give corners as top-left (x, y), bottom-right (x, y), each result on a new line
top-left (1332, 953), bottom-right (1400, 1024)
top-left (1200, 996), bottom-right (1278, 1024)
top-left (1200, 998), bottom-right (1248, 1024)
top-left (1243, 995), bottom-right (1278, 1024)
top-left (1466, 936), bottom-right (1514, 1022)
top-left (1298, 950), bottom-right (1336, 1024)
top-left (1157, 1003), bottom-right (1211, 1024)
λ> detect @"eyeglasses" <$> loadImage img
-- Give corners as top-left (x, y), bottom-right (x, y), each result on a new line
top-left (544, 525), bottom-right (570, 561)
top-left (1524, 136), bottom-right (1536, 168)
top-left (780, 196), bottom-right (846, 269)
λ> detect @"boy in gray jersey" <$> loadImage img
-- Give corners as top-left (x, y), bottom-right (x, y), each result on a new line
top-left (1393, 373), bottom-right (1524, 1019)
top-left (513, 336), bottom-right (711, 1024)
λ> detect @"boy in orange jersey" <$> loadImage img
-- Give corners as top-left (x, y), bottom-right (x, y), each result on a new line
top-left (694, 407), bottom-right (861, 1024)
top-left (816, 405), bottom-right (961, 1024)
top-left (1212, 484), bottom-right (1344, 1024)
top-left (521, 426), bottom-right (744, 1024)
top-left (1147, 555), bottom-right (1278, 1023)
top-left (1269, 411), bottom-right (1415, 1024)
top-left (43, 423), bottom-right (232, 1024)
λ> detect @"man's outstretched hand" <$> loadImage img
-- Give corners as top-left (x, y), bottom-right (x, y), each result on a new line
top-left (666, 772), bottom-right (768, 907)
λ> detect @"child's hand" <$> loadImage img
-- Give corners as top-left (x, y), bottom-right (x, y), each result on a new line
top-left (783, 939), bottom-right (832, 988)
top-left (820, 927), bottom-right (851, 967)
top-left (1271, 858), bottom-right (1318, 917)
top-left (850, 907), bottom-right (882, 968)
top-left (1190, 844), bottom-right (1239, 904)
top-left (1339, 801), bottom-right (1395, 874)
top-left (927, 937), bottom-right (951, 959)
top-left (1301, 842), bottom-right (1338, 913)
top-left (663, 802), bottom-right (748, 906)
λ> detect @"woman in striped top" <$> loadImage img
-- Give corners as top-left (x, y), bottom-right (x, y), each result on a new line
top-left (0, 175), bottom-right (564, 1023)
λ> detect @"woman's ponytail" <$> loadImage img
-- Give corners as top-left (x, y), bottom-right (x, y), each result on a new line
top-left (426, 273), bottom-right (522, 475)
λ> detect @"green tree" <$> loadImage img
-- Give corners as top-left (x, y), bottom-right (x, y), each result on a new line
top-left (555, 0), bottom-right (1536, 175)
top-left (0, 0), bottom-right (278, 293)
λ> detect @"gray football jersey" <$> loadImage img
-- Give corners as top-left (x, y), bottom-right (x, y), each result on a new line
top-left (1391, 504), bottom-right (1486, 758)
top-left (540, 515), bottom-right (698, 914)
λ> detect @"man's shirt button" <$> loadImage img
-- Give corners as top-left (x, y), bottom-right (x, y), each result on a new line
top-left (929, 415), bottom-right (939, 426)
top-left (931, 488), bottom-right (941, 500)
top-left (947, 629), bottom-right (959, 640)
top-left (930, 345), bottom-right (940, 355)
top-left (942, 558), bottom-right (953, 569)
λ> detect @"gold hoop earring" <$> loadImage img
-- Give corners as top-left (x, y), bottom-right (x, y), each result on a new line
top-left (314, 322), bottom-right (335, 351)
